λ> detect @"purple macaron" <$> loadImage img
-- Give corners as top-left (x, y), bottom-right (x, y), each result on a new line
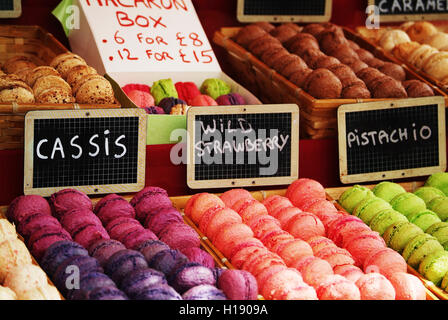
top-left (88, 239), bottom-right (126, 267)
top-left (169, 262), bottom-right (216, 293)
top-left (148, 249), bottom-right (189, 276)
top-left (133, 284), bottom-right (182, 300)
top-left (158, 97), bottom-right (187, 114)
top-left (144, 207), bottom-right (183, 236)
top-left (216, 93), bottom-right (246, 106)
top-left (121, 228), bottom-right (158, 250)
top-left (68, 271), bottom-right (117, 300)
top-left (144, 106), bottom-right (165, 114)
top-left (94, 194), bottom-right (136, 225)
top-left (130, 187), bottom-right (173, 222)
top-left (121, 268), bottom-right (167, 298)
top-left (181, 247), bottom-right (215, 269)
top-left (87, 286), bottom-right (129, 300)
top-left (104, 249), bottom-right (148, 286)
top-left (182, 284), bottom-right (227, 300)
top-left (40, 240), bottom-right (89, 276)
top-left (17, 212), bottom-right (62, 240)
top-left (138, 240), bottom-right (171, 262)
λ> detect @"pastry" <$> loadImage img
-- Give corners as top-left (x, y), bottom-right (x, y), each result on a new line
top-left (327, 44), bottom-right (360, 65)
top-left (408, 210), bottom-right (442, 232)
top-left (406, 21), bottom-right (438, 43)
top-left (218, 269), bottom-right (257, 300)
top-left (181, 247), bottom-right (215, 269)
top-left (355, 48), bottom-right (375, 63)
top-left (147, 249), bottom-right (189, 275)
top-left (86, 286), bottom-right (128, 300)
top-left (368, 209), bottom-right (407, 236)
top-left (159, 222), bottom-right (200, 251)
top-left (68, 271), bottom-right (118, 300)
top-left (74, 74), bottom-right (115, 104)
top-left (0, 219), bottom-right (17, 242)
top-left (299, 48), bottom-right (326, 68)
top-left (390, 192), bottom-right (427, 218)
top-left (363, 247), bottom-right (407, 278)
top-left (200, 78), bottom-right (231, 100)
top-left (303, 68), bottom-right (343, 99)
top-left (388, 272), bottom-right (426, 300)
top-left (127, 90), bottom-right (155, 108)
top-left (26, 66), bottom-right (60, 87)
top-left (169, 262), bottom-right (216, 294)
top-left (270, 24), bottom-right (298, 43)
top-left (182, 284), bottom-right (226, 300)
top-left (0, 239), bottom-right (32, 282)
top-left (402, 233), bottom-right (443, 268)
top-left (342, 83), bottom-right (371, 99)
top-left (302, 23), bottom-right (327, 37)
top-left (132, 283), bottom-right (181, 300)
top-left (373, 181), bottom-right (406, 202)
top-left (348, 60), bottom-right (369, 73)
top-left (36, 87), bottom-right (76, 104)
top-left (383, 222), bottom-right (424, 253)
top-left (371, 76), bottom-right (408, 98)
top-left (379, 29), bottom-right (411, 52)
top-left (95, 194), bottom-right (136, 225)
top-left (314, 56), bottom-right (341, 69)
top-left (66, 65), bottom-right (97, 87)
top-left (413, 186), bottom-right (445, 205)
top-left (392, 41), bottom-right (421, 61)
top-left (425, 31), bottom-right (448, 51)
top-left (423, 51), bottom-right (448, 80)
top-left (174, 81), bottom-right (200, 104)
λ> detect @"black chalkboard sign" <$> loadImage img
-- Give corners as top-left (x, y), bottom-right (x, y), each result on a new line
top-left (338, 97), bottom-right (446, 184)
top-left (237, 0), bottom-right (332, 23)
top-left (368, 0), bottom-right (448, 22)
top-left (24, 109), bottom-right (147, 196)
top-left (0, 0), bottom-right (21, 18)
top-left (187, 105), bottom-right (299, 189)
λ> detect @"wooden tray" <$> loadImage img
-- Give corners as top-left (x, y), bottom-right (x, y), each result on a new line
top-left (213, 25), bottom-right (448, 140)
top-left (0, 25), bottom-right (121, 150)
top-left (356, 25), bottom-right (448, 96)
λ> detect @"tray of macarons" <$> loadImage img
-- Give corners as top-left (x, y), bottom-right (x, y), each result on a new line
top-left (332, 174), bottom-right (448, 300)
top-left (0, 213), bottom-right (63, 300)
top-left (356, 21), bottom-right (448, 95)
top-left (213, 22), bottom-right (447, 139)
top-left (1, 188), bottom-right (261, 301)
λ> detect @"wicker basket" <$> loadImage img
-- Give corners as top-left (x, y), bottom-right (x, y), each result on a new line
top-left (0, 25), bottom-right (121, 150)
top-left (213, 26), bottom-right (448, 140)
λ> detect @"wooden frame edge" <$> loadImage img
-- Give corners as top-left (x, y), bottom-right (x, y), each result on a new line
top-left (367, 0), bottom-right (448, 22)
top-left (0, 0), bottom-right (22, 18)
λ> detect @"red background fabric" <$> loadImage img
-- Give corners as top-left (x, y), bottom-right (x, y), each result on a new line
top-left (0, 0), bottom-right (432, 205)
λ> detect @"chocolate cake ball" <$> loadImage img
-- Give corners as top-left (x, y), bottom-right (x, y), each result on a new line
top-left (355, 48), bottom-right (375, 63)
top-left (327, 44), bottom-right (360, 65)
top-left (371, 76), bottom-right (408, 98)
top-left (327, 64), bottom-right (359, 87)
top-left (315, 56), bottom-right (341, 69)
top-left (300, 48), bottom-right (326, 68)
top-left (235, 25), bottom-right (267, 48)
top-left (253, 22), bottom-right (275, 33)
top-left (279, 55), bottom-right (309, 78)
top-left (248, 34), bottom-right (283, 57)
top-left (289, 68), bottom-right (313, 88)
top-left (403, 80), bottom-right (435, 97)
top-left (302, 24), bottom-right (327, 37)
top-left (270, 24), bottom-right (298, 43)
top-left (378, 62), bottom-right (406, 82)
top-left (348, 60), bottom-right (369, 74)
top-left (303, 68), bottom-right (343, 99)
top-left (342, 83), bottom-right (371, 99)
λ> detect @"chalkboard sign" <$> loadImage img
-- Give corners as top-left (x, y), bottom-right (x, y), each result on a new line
top-left (338, 96), bottom-right (446, 184)
top-left (187, 104), bottom-right (299, 189)
top-left (0, 0), bottom-right (21, 18)
top-left (237, 0), bottom-right (332, 23)
top-left (368, 0), bottom-right (448, 22)
top-left (24, 109), bottom-right (147, 197)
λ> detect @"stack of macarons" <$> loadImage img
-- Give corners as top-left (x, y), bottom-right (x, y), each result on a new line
top-left (421, 173), bottom-right (448, 222)
top-left (122, 78), bottom-right (247, 115)
top-left (0, 217), bottom-right (60, 300)
top-left (339, 181), bottom-right (448, 294)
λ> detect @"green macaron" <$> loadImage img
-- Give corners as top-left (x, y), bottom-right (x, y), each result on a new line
top-left (407, 210), bottom-right (442, 232)
top-left (426, 222), bottom-right (448, 247)
top-left (426, 172), bottom-right (448, 196)
top-left (383, 222), bottom-right (424, 253)
top-left (418, 250), bottom-right (448, 287)
top-left (200, 78), bottom-right (231, 100)
top-left (441, 271), bottom-right (448, 292)
top-left (373, 181), bottom-right (406, 202)
top-left (369, 209), bottom-right (408, 236)
top-left (390, 192), bottom-right (427, 218)
top-left (353, 197), bottom-right (392, 224)
top-left (402, 233), bottom-right (444, 269)
top-left (151, 78), bottom-right (178, 105)
top-left (427, 197), bottom-right (448, 221)
top-left (414, 186), bottom-right (446, 205)
top-left (338, 185), bottom-right (374, 214)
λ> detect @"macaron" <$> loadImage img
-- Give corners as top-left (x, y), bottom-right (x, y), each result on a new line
top-left (199, 207), bottom-right (242, 242)
top-left (388, 272), bottom-right (426, 300)
top-left (218, 269), bottom-right (258, 300)
top-left (87, 286), bottom-right (129, 300)
top-left (338, 185), bottom-right (374, 214)
top-left (402, 233), bottom-right (444, 268)
top-left (73, 224), bottom-right (110, 250)
top-left (315, 246), bottom-right (356, 269)
top-left (144, 207), bottom-right (183, 236)
top-left (274, 207), bottom-right (302, 228)
top-left (286, 178), bottom-right (326, 209)
top-left (353, 197), bottom-right (392, 225)
top-left (390, 192), bottom-right (426, 218)
top-left (68, 271), bottom-right (117, 300)
top-left (262, 195), bottom-right (293, 215)
top-left (28, 226), bottom-right (72, 261)
top-left (316, 274), bottom-right (361, 300)
top-left (169, 262), bottom-right (216, 293)
top-left (121, 267), bottom-right (167, 298)
top-left (426, 222), bottom-right (448, 249)
top-left (418, 250), bottom-right (448, 286)
top-left (174, 81), bottom-right (201, 104)
top-left (158, 222), bottom-right (200, 251)
top-left (383, 221), bottom-right (424, 253)
top-left (372, 181), bottom-right (406, 202)
top-left (333, 264), bottom-right (364, 283)
top-left (182, 284), bottom-right (226, 300)
top-left (7, 195), bottom-right (52, 224)
top-left (59, 208), bottom-right (103, 235)
top-left (425, 172), bottom-right (448, 196)
top-left (260, 268), bottom-right (304, 300)
top-left (293, 256), bottom-right (334, 288)
top-left (219, 188), bottom-right (253, 208)
top-left (121, 228), bottom-right (158, 250)
top-left (216, 93), bottom-right (246, 106)
top-left (414, 186), bottom-right (445, 205)
top-left (355, 273), bottom-right (395, 300)
top-left (104, 249), bottom-right (148, 285)
top-left (408, 210), bottom-right (442, 232)
top-left (181, 247), bottom-right (215, 269)
top-left (363, 247), bottom-right (407, 278)
top-left (274, 239), bottom-right (314, 266)
top-left (127, 89), bottom-right (155, 108)
top-left (428, 197), bottom-right (448, 221)
top-left (139, 240), bottom-right (171, 263)
top-left (369, 209), bottom-right (408, 236)
top-left (150, 78), bottom-right (178, 105)
top-left (16, 213), bottom-right (61, 240)
top-left (133, 284), bottom-right (182, 300)
top-left (147, 249), bottom-right (189, 276)
top-left (284, 212), bottom-right (325, 241)
top-left (50, 189), bottom-right (92, 218)
top-left (94, 194), bottom-right (136, 225)
top-left (189, 94), bottom-right (218, 106)
top-left (40, 240), bottom-right (89, 276)
top-left (343, 231), bottom-right (386, 267)
top-left (200, 78), bottom-right (231, 100)
top-left (213, 223), bottom-right (254, 257)
top-left (88, 239), bottom-right (126, 267)
top-left (158, 97), bottom-right (187, 114)
top-left (186, 193), bottom-right (225, 224)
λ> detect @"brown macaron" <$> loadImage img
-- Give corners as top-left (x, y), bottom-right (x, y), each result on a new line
top-left (371, 76), bottom-right (408, 98)
top-left (289, 68), bottom-right (313, 88)
top-left (314, 56), bottom-right (341, 69)
top-left (261, 47), bottom-right (289, 67)
top-left (327, 64), bottom-right (359, 87)
top-left (280, 55), bottom-right (309, 78)
top-left (270, 24), bottom-right (299, 43)
top-left (300, 48), bottom-right (326, 68)
top-left (378, 62), bottom-right (406, 82)
top-left (356, 67), bottom-right (384, 89)
top-left (302, 24), bottom-right (327, 37)
top-left (347, 60), bottom-right (369, 74)
top-left (366, 57), bottom-right (386, 69)
top-left (342, 83), bottom-right (371, 99)
top-left (318, 29), bottom-right (348, 53)
top-left (253, 22), bottom-right (275, 33)
top-left (355, 48), bottom-right (375, 63)
top-left (327, 44), bottom-right (359, 65)
top-left (235, 25), bottom-right (267, 48)
top-left (403, 80), bottom-right (435, 97)
top-left (303, 68), bottom-right (343, 99)
top-left (248, 35), bottom-right (283, 57)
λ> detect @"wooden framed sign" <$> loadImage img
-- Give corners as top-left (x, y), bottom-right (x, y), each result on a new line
top-left (338, 96), bottom-right (446, 184)
top-left (368, 0), bottom-right (448, 22)
top-left (24, 108), bottom-right (147, 197)
top-left (0, 0), bottom-right (21, 18)
top-left (237, 0), bottom-right (332, 23)
top-left (187, 104), bottom-right (299, 189)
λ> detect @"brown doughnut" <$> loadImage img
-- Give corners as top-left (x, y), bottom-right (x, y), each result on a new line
top-left (289, 68), bottom-right (313, 88)
top-left (248, 34), bottom-right (283, 57)
top-left (253, 22), bottom-right (275, 33)
top-left (355, 48), bottom-right (375, 63)
top-left (371, 76), bottom-right (407, 98)
top-left (348, 60), bottom-right (369, 74)
top-left (378, 62), bottom-right (406, 82)
top-left (314, 56), bottom-right (341, 69)
top-left (327, 64), bottom-right (359, 87)
top-left (280, 55), bottom-right (309, 78)
top-left (403, 80), bottom-right (435, 97)
top-left (303, 68), bottom-right (343, 99)
top-left (270, 24), bottom-right (298, 43)
top-left (235, 25), bottom-right (267, 48)
top-left (342, 83), bottom-right (371, 99)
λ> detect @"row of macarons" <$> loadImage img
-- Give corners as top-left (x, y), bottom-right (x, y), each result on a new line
top-left (122, 78), bottom-right (247, 115)
top-left (183, 179), bottom-right (427, 300)
top-left (338, 174), bottom-right (448, 293)
top-left (5, 187), bottom-right (257, 300)
top-left (0, 218), bottom-right (61, 300)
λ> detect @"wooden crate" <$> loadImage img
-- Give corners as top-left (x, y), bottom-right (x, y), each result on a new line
top-left (356, 25), bottom-right (448, 96)
top-left (0, 25), bottom-right (121, 150)
top-left (213, 25), bottom-right (448, 140)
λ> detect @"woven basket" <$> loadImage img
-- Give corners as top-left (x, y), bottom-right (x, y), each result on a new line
top-left (0, 25), bottom-right (121, 150)
top-left (213, 26), bottom-right (448, 140)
